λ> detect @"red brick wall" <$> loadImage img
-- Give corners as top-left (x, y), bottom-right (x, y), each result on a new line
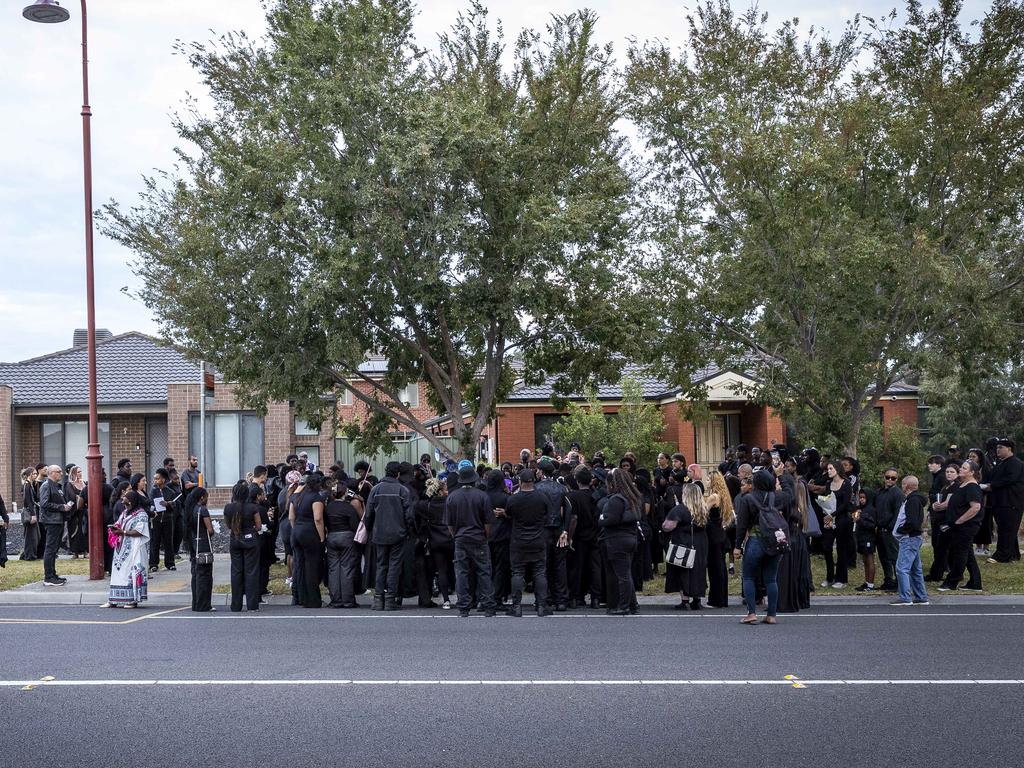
top-left (336, 381), bottom-right (439, 429)
top-left (15, 417), bottom-right (41, 478)
top-left (878, 398), bottom-right (918, 435)
top-left (108, 415), bottom-right (147, 472)
top-left (0, 385), bottom-right (11, 503)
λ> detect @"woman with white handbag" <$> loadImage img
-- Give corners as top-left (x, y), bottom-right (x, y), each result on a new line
top-left (662, 483), bottom-right (709, 610)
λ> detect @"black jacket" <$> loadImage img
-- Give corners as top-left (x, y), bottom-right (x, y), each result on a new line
top-left (364, 477), bottom-right (414, 546)
top-left (38, 479), bottom-right (68, 525)
top-left (443, 485), bottom-right (491, 545)
top-left (875, 485), bottom-right (904, 529)
top-left (987, 455), bottom-right (1024, 511)
top-left (536, 478), bottom-right (573, 533)
top-left (896, 493), bottom-right (926, 537)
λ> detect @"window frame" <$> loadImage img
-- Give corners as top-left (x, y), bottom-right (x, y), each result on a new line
top-left (188, 411), bottom-right (264, 487)
top-left (40, 420), bottom-right (111, 481)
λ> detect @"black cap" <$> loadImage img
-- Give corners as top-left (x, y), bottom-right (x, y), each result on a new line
top-left (996, 438), bottom-right (1015, 450)
top-left (457, 465), bottom-right (478, 485)
top-left (518, 468), bottom-right (537, 484)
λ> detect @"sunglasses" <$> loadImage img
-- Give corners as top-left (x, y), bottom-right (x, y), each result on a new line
top-left (884, 476), bottom-right (898, 481)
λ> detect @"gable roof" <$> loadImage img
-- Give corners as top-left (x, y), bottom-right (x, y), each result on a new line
top-left (505, 363), bottom-right (734, 402)
top-left (0, 332), bottom-right (200, 407)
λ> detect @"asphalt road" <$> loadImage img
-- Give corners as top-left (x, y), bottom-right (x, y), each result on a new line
top-left (2, 604), bottom-right (1023, 767)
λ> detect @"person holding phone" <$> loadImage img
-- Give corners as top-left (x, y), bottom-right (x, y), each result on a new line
top-left (102, 490), bottom-right (151, 608)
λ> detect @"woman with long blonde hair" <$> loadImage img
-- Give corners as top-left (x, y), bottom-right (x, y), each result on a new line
top-left (662, 481), bottom-right (709, 610)
top-left (703, 470), bottom-right (734, 608)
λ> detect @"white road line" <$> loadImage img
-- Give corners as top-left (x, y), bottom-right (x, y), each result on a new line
top-left (3, 678), bottom-right (1024, 688)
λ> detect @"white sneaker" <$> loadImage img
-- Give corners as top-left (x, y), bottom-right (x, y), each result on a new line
top-left (284, 577), bottom-right (293, 587)
top-left (442, 600), bottom-right (451, 610)
top-left (820, 581), bottom-right (831, 588)
top-left (831, 582), bottom-right (846, 589)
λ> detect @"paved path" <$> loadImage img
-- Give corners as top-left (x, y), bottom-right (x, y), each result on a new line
top-left (1, 603), bottom-right (1023, 767)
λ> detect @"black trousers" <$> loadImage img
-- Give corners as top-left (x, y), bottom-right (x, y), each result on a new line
top-left (150, 513), bottom-right (176, 569)
top-left (292, 524), bottom-right (323, 608)
top-left (259, 529), bottom-right (275, 594)
top-left (544, 529), bottom-right (569, 606)
top-left (431, 542), bottom-right (454, 601)
top-left (374, 541), bottom-right (405, 599)
top-left (992, 506), bottom-right (1023, 562)
top-left (401, 536), bottom-right (417, 598)
top-left (454, 539), bottom-right (495, 612)
top-left (511, 546), bottom-right (547, 609)
top-left (42, 523), bottom-right (63, 580)
top-left (568, 538), bottom-right (603, 602)
top-left (174, 509), bottom-right (185, 555)
top-left (943, 524), bottom-right (983, 590)
top-left (820, 529), bottom-right (848, 584)
top-left (926, 516), bottom-right (950, 579)
top-left (974, 506), bottom-right (994, 547)
top-left (876, 528), bottom-right (898, 585)
top-left (326, 531), bottom-right (358, 607)
top-left (190, 558), bottom-right (213, 612)
top-left (602, 533), bottom-right (638, 613)
top-left (229, 535), bottom-right (261, 611)
top-left (489, 539), bottom-right (511, 604)
top-left (707, 534), bottom-right (729, 607)
top-left (413, 540), bottom-right (434, 605)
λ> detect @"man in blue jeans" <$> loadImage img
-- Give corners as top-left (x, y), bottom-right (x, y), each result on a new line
top-left (891, 475), bottom-right (929, 606)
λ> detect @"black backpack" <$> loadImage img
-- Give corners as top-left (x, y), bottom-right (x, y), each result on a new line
top-left (757, 492), bottom-right (790, 555)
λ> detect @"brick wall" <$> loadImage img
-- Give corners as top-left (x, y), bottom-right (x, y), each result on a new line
top-left (0, 385), bottom-right (11, 503)
top-left (878, 398), bottom-right (919, 434)
top-left (15, 416), bottom-right (41, 477)
top-left (108, 415), bottom-right (147, 472)
top-left (336, 381), bottom-right (440, 428)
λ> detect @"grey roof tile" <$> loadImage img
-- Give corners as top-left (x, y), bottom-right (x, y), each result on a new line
top-left (0, 332), bottom-right (200, 407)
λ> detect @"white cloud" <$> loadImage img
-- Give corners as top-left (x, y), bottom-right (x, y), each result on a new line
top-left (0, 0), bottom-right (991, 362)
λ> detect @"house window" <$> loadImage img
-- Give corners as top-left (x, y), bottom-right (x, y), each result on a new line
top-left (40, 420), bottom-right (111, 481)
top-left (294, 417), bottom-right (320, 436)
top-left (295, 446), bottom-right (320, 469)
top-left (339, 389), bottom-right (353, 406)
top-left (402, 384), bottom-right (419, 408)
top-left (188, 412), bottom-right (264, 487)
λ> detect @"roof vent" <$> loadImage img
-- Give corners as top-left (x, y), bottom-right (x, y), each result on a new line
top-left (72, 328), bottom-right (113, 348)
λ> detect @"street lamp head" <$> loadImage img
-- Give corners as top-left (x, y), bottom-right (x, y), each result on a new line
top-left (22, 1), bottom-right (70, 23)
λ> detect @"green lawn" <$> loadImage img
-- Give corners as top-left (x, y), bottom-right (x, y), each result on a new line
top-left (0, 558), bottom-right (93, 591)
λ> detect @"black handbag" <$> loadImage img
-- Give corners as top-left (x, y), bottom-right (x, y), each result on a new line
top-left (195, 508), bottom-right (214, 566)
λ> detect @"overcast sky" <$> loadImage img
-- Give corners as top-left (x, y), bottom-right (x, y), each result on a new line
top-left (0, 0), bottom-right (988, 362)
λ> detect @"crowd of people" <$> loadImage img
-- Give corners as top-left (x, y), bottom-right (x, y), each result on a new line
top-left (2, 436), bottom-right (1020, 619)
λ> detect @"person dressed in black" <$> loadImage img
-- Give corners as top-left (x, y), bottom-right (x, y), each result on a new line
top-left (444, 465), bottom-right (496, 618)
top-left (776, 469), bottom-right (811, 612)
top-left (937, 460), bottom-right (984, 592)
top-left (924, 455), bottom-right (950, 581)
top-left (0, 488), bottom-right (9, 569)
top-left (484, 469), bottom-right (511, 610)
top-left (504, 469), bottom-right (550, 617)
top-left (535, 458), bottom-right (574, 611)
top-left (417, 478), bottom-right (455, 608)
top-left (983, 438), bottom-right (1024, 564)
top-left (289, 473), bottom-right (326, 609)
top-left (816, 461), bottom-right (854, 588)
top-left (150, 468), bottom-right (179, 572)
top-left (324, 481), bottom-right (361, 608)
top-left (663, 482), bottom-right (709, 610)
top-left (597, 468), bottom-right (640, 616)
top-left (187, 487), bottom-right (215, 613)
top-left (874, 467), bottom-right (903, 591)
top-left (703, 469), bottom-right (734, 608)
top-left (38, 465), bottom-right (73, 586)
top-left (19, 467), bottom-right (40, 561)
top-left (364, 461), bottom-right (415, 611)
top-left (226, 481), bottom-right (263, 612)
top-left (567, 466), bottom-right (602, 609)
top-left (854, 488), bottom-right (879, 591)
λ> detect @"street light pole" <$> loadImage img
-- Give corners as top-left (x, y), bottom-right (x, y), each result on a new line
top-left (23, 0), bottom-right (105, 580)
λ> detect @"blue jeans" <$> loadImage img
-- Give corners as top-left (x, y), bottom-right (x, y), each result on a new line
top-left (742, 536), bottom-right (782, 616)
top-left (895, 535), bottom-right (927, 603)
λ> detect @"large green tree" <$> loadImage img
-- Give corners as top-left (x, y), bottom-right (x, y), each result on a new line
top-left (102, 0), bottom-right (638, 459)
top-left (627, 0), bottom-right (1024, 456)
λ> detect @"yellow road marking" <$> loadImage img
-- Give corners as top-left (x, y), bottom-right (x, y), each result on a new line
top-left (785, 674), bottom-right (806, 689)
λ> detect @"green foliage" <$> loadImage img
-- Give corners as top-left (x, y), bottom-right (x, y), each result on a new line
top-left (100, 0), bottom-right (640, 460)
top-left (626, 0), bottom-right (1024, 456)
top-left (855, 419), bottom-right (928, 490)
top-left (551, 376), bottom-right (674, 466)
top-left (921, 361), bottom-right (1024, 452)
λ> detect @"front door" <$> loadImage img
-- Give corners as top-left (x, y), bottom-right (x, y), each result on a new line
top-left (146, 418), bottom-right (169, 482)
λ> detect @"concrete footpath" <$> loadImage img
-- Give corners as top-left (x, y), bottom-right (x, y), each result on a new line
top-left (1, 553), bottom-right (1023, 607)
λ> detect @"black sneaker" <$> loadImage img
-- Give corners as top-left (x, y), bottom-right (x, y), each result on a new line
top-left (458, 610), bottom-right (470, 618)
top-left (854, 583), bottom-right (875, 592)
top-left (167, 565), bottom-right (177, 571)
top-left (913, 599), bottom-right (931, 605)
top-left (43, 579), bottom-right (65, 587)
top-left (961, 586), bottom-right (984, 593)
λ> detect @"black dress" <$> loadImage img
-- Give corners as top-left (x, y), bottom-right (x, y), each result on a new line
top-left (20, 482), bottom-right (41, 561)
top-left (64, 481), bottom-right (88, 555)
top-left (777, 482), bottom-right (812, 612)
top-left (190, 504), bottom-right (214, 612)
top-left (663, 503), bottom-right (708, 599)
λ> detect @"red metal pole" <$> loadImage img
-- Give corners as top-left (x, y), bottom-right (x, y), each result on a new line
top-left (79, 0), bottom-right (104, 581)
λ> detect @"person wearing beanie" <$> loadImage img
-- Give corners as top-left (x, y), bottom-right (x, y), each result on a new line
top-left (536, 457), bottom-right (574, 611)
